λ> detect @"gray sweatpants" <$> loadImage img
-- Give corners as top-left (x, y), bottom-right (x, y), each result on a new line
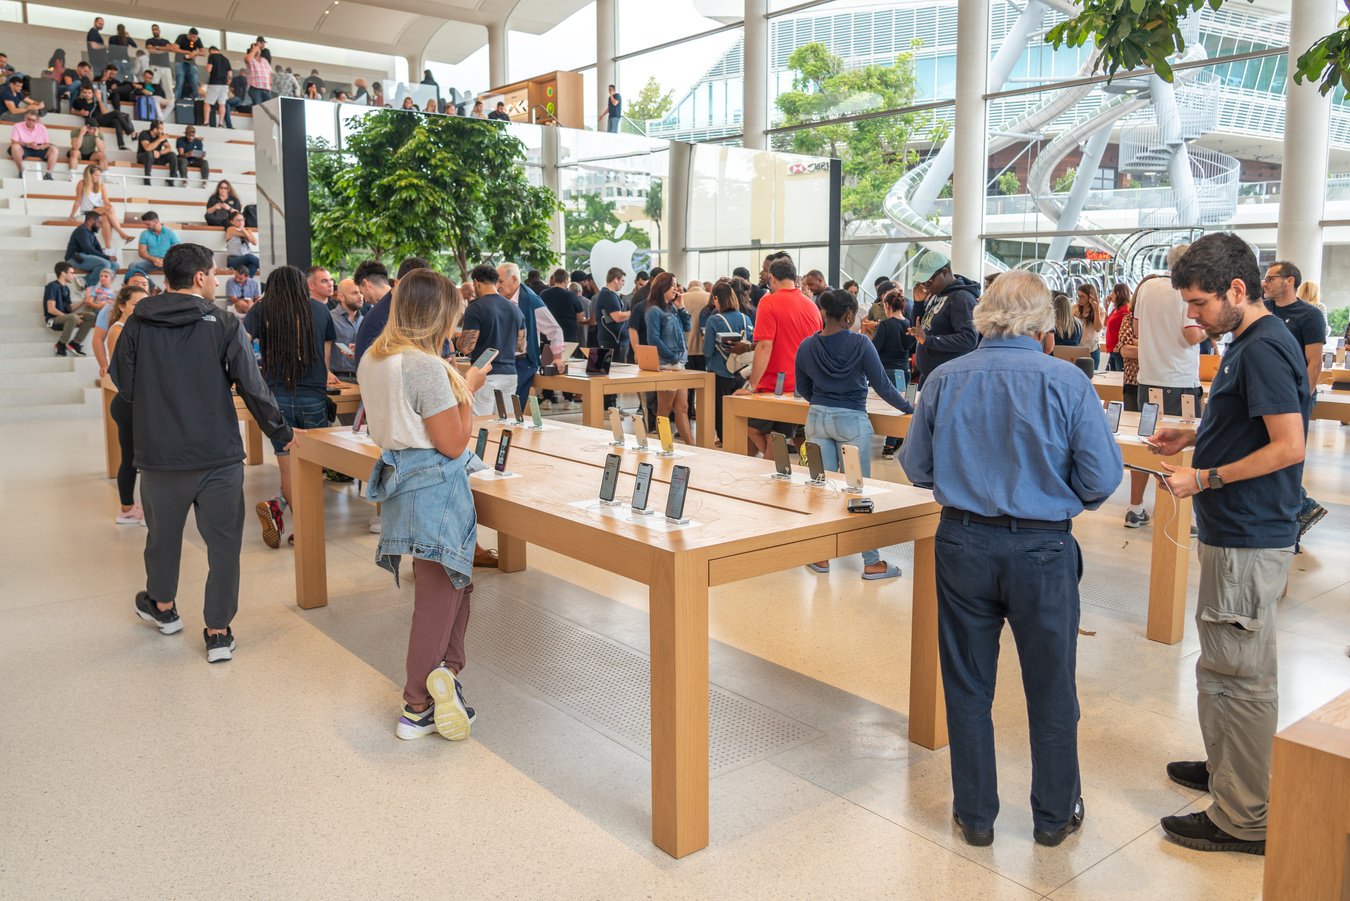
top-left (1194, 542), bottom-right (1293, 841)
top-left (141, 463), bottom-right (245, 630)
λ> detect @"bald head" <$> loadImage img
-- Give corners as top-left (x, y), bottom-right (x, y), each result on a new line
top-left (335, 277), bottom-right (362, 311)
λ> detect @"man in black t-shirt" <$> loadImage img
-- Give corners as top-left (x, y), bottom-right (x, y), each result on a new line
top-left (138, 120), bottom-right (184, 184)
top-left (87, 17), bottom-right (106, 50)
top-left (1149, 234), bottom-right (1311, 858)
top-left (72, 84), bottom-right (133, 149)
top-left (174, 28), bottom-right (202, 100)
top-left (539, 268), bottom-right (585, 344)
top-left (487, 101), bottom-right (510, 121)
top-left (145, 25), bottom-right (172, 53)
top-left (1261, 259), bottom-right (1327, 540)
top-left (204, 46), bottom-right (232, 128)
top-left (43, 262), bottom-right (95, 355)
top-left (455, 263), bottom-right (525, 416)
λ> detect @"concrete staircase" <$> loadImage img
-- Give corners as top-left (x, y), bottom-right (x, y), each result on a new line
top-left (0, 112), bottom-right (258, 422)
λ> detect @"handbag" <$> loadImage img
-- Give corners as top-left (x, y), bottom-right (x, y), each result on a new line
top-left (712, 312), bottom-right (753, 380)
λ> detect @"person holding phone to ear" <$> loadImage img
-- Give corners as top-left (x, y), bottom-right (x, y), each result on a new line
top-left (796, 289), bottom-right (913, 580)
top-left (359, 269), bottom-right (487, 743)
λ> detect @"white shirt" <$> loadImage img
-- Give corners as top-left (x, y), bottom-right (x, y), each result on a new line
top-left (507, 286), bottom-right (565, 358)
top-left (1135, 275), bottom-right (1203, 388)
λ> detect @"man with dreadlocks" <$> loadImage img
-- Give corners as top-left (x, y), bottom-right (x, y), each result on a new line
top-left (110, 243), bottom-right (293, 663)
top-left (244, 264), bottom-right (339, 548)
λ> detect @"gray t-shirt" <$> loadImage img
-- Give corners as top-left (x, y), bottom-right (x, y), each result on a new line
top-left (357, 349), bottom-right (458, 451)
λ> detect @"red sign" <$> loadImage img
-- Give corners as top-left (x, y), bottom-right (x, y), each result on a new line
top-left (1085, 250), bottom-right (1114, 261)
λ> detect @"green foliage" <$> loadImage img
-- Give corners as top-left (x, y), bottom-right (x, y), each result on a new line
top-left (645, 178), bottom-right (664, 248)
top-left (1053, 167), bottom-right (1077, 193)
top-left (774, 41), bottom-right (935, 228)
top-left (563, 192), bottom-right (651, 271)
top-left (995, 170), bottom-right (1021, 196)
top-left (1329, 304), bottom-right (1349, 337)
top-left (626, 76), bottom-right (675, 123)
top-left (1294, 10), bottom-right (1350, 96)
top-left (308, 110), bottom-right (560, 280)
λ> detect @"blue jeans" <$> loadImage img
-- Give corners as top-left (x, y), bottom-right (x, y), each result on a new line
top-left (125, 259), bottom-right (161, 280)
top-left (1089, 348), bottom-right (1101, 370)
top-left (176, 61), bottom-right (198, 100)
top-left (68, 253), bottom-right (115, 281)
top-left (514, 354), bottom-right (537, 406)
top-left (248, 87), bottom-right (273, 107)
top-left (268, 390), bottom-right (330, 455)
top-left (227, 253), bottom-right (260, 277)
top-left (805, 404), bottom-right (880, 566)
top-left (933, 515), bottom-right (1083, 834)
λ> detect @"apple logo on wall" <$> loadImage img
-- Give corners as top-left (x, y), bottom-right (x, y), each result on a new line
top-left (588, 223), bottom-right (638, 284)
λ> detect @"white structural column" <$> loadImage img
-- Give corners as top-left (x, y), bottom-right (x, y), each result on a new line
top-left (597, 0), bottom-right (616, 129)
top-left (488, 20), bottom-right (509, 89)
top-left (666, 141), bottom-right (692, 277)
top-left (742, 0), bottom-right (768, 150)
top-left (950, 0), bottom-right (989, 275)
top-left (1277, 0), bottom-right (1336, 282)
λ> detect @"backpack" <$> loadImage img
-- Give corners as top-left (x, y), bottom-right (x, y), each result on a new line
top-left (711, 312), bottom-right (753, 381)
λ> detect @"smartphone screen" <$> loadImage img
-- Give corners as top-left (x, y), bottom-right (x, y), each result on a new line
top-left (631, 414), bottom-right (648, 448)
top-left (495, 429), bottom-right (512, 472)
top-left (529, 395), bottom-right (543, 428)
top-left (599, 454), bottom-right (621, 502)
top-left (609, 407), bottom-right (625, 444)
top-left (510, 395), bottom-right (524, 424)
top-left (841, 444), bottom-right (863, 490)
top-left (632, 462), bottom-right (653, 511)
top-left (657, 416), bottom-right (674, 453)
top-left (1138, 402), bottom-right (1159, 438)
top-left (1106, 400), bottom-right (1122, 433)
top-left (352, 402), bottom-right (365, 432)
top-left (665, 465), bottom-right (690, 520)
top-left (474, 427), bottom-right (488, 460)
top-left (473, 348), bottom-right (499, 370)
top-left (805, 441), bottom-right (825, 481)
top-left (904, 383), bottom-right (918, 405)
top-left (1180, 393), bottom-right (1196, 421)
top-left (493, 390), bottom-right (506, 421)
top-left (774, 371), bottom-right (786, 396)
top-left (770, 431), bottom-right (791, 476)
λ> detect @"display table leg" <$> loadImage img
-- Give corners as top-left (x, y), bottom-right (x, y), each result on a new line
top-left (908, 534), bottom-right (948, 749)
top-left (245, 420), bottom-right (263, 466)
top-left (1146, 488), bottom-right (1191, 644)
top-left (694, 377), bottom-right (714, 448)
top-left (724, 404), bottom-right (750, 456)
top-left (498, 533), bottom-right (527, 573)
top-left (292, 451), bottom-right (329, 609)
top-left (102, 385), bottom-right (119, 479)
top-left (582, 382), bottom-right (603, 430)
top-left (649, 553), bottom-right (710, 858)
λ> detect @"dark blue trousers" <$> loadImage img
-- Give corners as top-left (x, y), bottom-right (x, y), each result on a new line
top-left (933, 516), bottom-right (1083, 834)
top-left (515, 355), bottom-right (537, 406)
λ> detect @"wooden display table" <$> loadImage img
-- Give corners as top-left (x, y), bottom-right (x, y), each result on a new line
top-left (100, 375), bottom-right (360, 478)
top-left (1097, 370), bottom-right (1349, 423)
top-left (1265, 690), bottom-right (1350, 899)
top-left (531, 362), bottom-right (717, 447)
top-left (721, 394), bottom-right (1194, 644)
top-left (1091, 371), bottom-right (1215, 404)
top-left (292, 420), bottom-right (943, 859)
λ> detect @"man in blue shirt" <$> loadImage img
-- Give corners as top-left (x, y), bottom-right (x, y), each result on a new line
top-left (899, 270), bottom-right (1122, 850)
top-left (126, 211), bottom-right (180, 281)
top-left (1147, 234), bottom-right (1310, 856)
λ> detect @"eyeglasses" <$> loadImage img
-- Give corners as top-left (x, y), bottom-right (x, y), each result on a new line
top-left (1261, 274), bottom-right (1290, 283)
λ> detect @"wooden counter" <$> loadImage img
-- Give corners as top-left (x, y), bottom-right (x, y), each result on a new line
top-left (532, 362), bottom-right (717, 447)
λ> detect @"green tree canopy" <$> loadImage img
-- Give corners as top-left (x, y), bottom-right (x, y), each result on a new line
top-left (625, 76), bottom-right (675, 123)
top-left (563, 192), bottom-right (652, 271)
top-left (773, 41), bottom-right (936, 228)
top-left (308, 110), bottom-right (560, 280)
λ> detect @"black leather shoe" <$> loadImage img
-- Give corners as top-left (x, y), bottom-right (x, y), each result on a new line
top-left (1034, 797), bottom-right (1084, 847)
top-left (1160, 811), bottom-right (1265, 855)
top-left (953, 812), bottom-right (993, 847)
top-left (1166, 760), bottom-right (1209, 792)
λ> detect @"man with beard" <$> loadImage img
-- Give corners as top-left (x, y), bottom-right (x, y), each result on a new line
top-left (907, 251), bottom-right (980, 383)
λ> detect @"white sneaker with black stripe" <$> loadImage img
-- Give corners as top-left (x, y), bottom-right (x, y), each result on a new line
top-left (204, 627), bottom-right (236, 663)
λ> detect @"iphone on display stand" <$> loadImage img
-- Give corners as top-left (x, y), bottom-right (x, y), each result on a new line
top-left (804, 441), bottom-right (826, 483)
top-left (892, 370), bottom-right (907, 393)
top-left (1148, 387), bottom-right (1164, 409)
top-left (904, 383), bottom-right (918, 405)
top-left (1105, 400), bottom-right (1123, 434)
top-left (352, 402), bottom-right (366, 432)
top-left (631, 462), bottom-right (654, 514)
top-left (656, 416), bottom-right (675, 456)
top-left (665, 465), bottom-right (691, 524)
top-left (1180, 393), bottom-right (1198, 422)
top-left (474, 427), bottom-right (489, 460)
top-left (1137, 402), bottom-right (1160, 438)
top-left (608, 407), bottom-right (625, 447)
top-left (769, 431), bottom-right (792, 479)
top-left (528, 395), bottom-right (544, 429)
top-left (510, 395), bottom-right (524, 424)
top-left (493, 390), bottom-right (508, 422)
top-left (599, 453), bottom-right (622, 505)
top-left (631, 414), bottom-right (649, 450)
top-left (774, 371), bottom-right (786, 396)
top-left (840, 444), bottom-right (863, 493)
top-left (495, 429), bottom-right (513, 473)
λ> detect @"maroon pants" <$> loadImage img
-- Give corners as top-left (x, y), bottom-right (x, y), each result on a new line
top-left (404, 558), bottom-right (472, 708)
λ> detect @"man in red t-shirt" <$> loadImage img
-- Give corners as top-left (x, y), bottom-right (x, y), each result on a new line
top-left (733, 255), bottom-right (823, 455)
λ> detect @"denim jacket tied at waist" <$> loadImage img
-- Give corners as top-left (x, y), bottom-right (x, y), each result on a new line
top-left (365, 447), bottom-right (477, 589)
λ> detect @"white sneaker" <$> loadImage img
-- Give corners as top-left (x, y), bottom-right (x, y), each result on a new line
top-left (539, 400), bottom-right (553, 412)
top-left (369, 516), bottom-right (382, 534)
top-left (115, 508), bottom-right (144, 525)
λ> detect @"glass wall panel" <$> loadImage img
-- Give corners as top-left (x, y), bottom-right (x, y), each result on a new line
top-left (616, 0), bottom-right (728, 56)
top-left (620, 30), bottom-right (742, 141)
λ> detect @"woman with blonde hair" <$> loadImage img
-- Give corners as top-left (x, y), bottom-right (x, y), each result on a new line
top-left (358, 268), bottom-right (487, 743)
top-left (69, 165), bottom-right (132, 245)
top-left (1296, 280), bottom-right (1327, 318)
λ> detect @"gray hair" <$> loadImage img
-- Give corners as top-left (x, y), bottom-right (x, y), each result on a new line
top-left (497, 262), bottom-right (520, 281)
top-left (972, 270), bottom-right (1054, 338)
top-left (1165, 243), bottom-right (1190, 270)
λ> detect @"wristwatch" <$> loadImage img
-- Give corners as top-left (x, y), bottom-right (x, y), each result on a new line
top-left (1206, 468), bottom-right (1224, 490)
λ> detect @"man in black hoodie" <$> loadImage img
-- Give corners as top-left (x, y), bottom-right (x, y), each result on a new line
top-left (111, 243), bottom-right (294, 663)
top-left (908, 250), bottom-right (980, 383)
